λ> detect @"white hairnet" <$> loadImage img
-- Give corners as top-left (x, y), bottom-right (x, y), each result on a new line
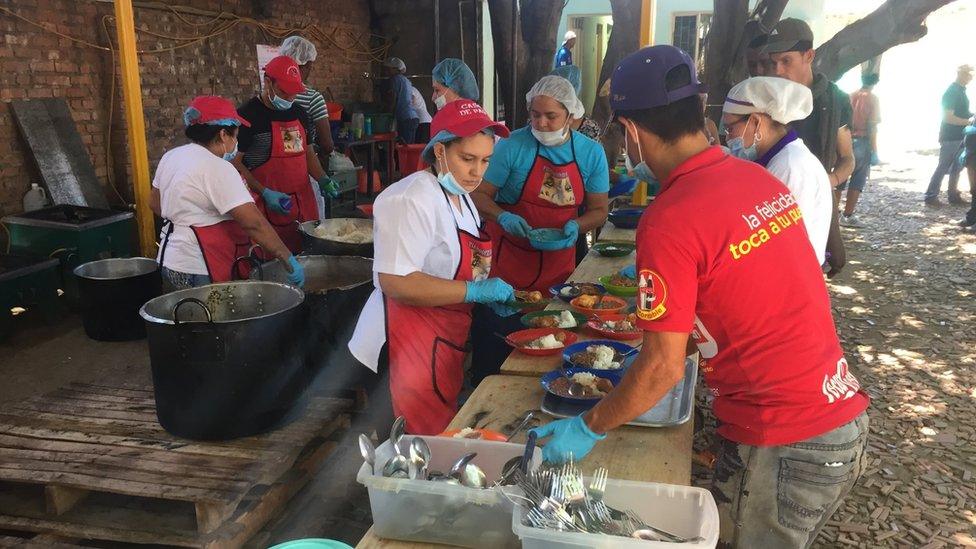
top-left (564, 30), bottom-right (577, 41)
top-left (279, 36), bottom-right (317, 65)
top-left (384, 57), bottom-right (406, 72)
top-left (526, 75), bottom-right (585, 119)
top-left (723, 76), bottom-right (812, 125)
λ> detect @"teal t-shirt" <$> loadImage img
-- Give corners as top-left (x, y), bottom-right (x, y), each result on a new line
top-left (484, 126), bottom-right (610, 204)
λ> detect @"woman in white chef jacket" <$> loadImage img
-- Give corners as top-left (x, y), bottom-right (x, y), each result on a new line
top-left (349, 100), bottom-right (514, 435)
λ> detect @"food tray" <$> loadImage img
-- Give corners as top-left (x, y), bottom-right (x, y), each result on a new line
top-left (540, 357), bottom-right (697, 427)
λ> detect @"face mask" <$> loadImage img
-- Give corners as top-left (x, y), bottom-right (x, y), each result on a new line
top-left (625, 126), bottom-right (660, 187)
top-left (727, 118), bottom-right (761, 162)
top-left (532, 126), bottom-right (569, 147)
top-left (269, 87), bottom-right (294, 110)
top-left (222, 139), bottom-right (238, 162)
top-left (437, 156), bottom-right (467, 195)
top-left (433, 93), bottom-right (448, 110)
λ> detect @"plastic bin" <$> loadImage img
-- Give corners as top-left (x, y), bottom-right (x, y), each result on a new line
top-left (330, 167), bottom-right (362, 194)
top-left (395, 144), bottom-right (426, 177)
top-left (357, 435), bottom-right (541, 548)
top-left (512, 477), bottom-right (718, 548)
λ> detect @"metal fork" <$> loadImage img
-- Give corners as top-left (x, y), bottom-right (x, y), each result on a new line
top-left (625, 509), bottom-right (702, 543)
top-left (587, 466), bottom-right (609, 502)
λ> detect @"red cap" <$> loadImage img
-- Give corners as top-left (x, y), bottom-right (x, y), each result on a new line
top-left (431, 100), bottom-right (510, 139)
top-left (263, 55), bottom-right (305, 96)
top-left (184, 95), bottom-right (250, 127)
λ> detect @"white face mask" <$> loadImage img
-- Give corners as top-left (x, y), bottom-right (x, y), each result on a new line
top-left (433, 93), bottom-right (448, 110)
top-left (532, 125), bottom-right (568, 147)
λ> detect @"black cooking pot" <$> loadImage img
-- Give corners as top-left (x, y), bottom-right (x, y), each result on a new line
top-left (74, 258), bottom-right (161, 341)
top-left (250, 255), bottom-right (374, 391)
top-left (298, 219), bottom-right (374, 258)
top-left (139, 282), bottom-right (308, 440)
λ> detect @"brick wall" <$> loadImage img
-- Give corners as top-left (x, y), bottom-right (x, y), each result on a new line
top-left (0, 0), bottom-right (374, 218)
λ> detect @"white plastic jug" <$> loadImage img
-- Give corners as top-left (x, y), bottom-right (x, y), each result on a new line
top-left (23, 183), bottom-right (48, 212)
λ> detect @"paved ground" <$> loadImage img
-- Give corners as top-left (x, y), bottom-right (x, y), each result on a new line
top-left (1, 150), bottom-right (974, 547)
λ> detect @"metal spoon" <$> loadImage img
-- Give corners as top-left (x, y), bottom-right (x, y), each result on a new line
top-left (409, 437), bottom-right (431, 480)
top-left (459, 463), bottom-right (488, 489)
top-left (390, 416), bottom-right (406, 456)
top-left (559, 362), bottom-right (586, 397)
top-left (382, 454), bottom-right (410, 478)
top-left (449, 452), bottom-right (478, 481)
top-left (505, 411), bottom-right (535, 442)
top-left (358, 434), bottom-right (376, 474)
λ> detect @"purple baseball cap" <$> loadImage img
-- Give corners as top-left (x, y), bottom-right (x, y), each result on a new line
top-left (610, 45), bottom-right (706, 111)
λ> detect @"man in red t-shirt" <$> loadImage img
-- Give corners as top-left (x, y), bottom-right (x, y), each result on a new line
top-left (531, 46), bottom-right (870, 548)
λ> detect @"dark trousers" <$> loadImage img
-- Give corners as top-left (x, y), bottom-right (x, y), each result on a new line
top-left (469, 305), bottom-right (523, 387)
top-left (924, 140), bottom-right (964, 200)
top-left (397, 117), bottom-right (420, 144)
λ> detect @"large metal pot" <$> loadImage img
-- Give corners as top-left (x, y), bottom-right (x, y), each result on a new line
top-left (74, 257), bottom-right (161, 341)
top-left (299, 218), bottom-right (374, 258)
top-left (251, 255), bottom-right (374, 393)
top-left (139, 282), bottom-right (308, 440)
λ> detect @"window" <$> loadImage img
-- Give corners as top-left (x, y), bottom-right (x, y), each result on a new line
top-left (672, 12), bottom-right (712, 69)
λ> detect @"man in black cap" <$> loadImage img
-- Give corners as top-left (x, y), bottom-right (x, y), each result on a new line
top-left (765, 18), bottom-right (853, 278)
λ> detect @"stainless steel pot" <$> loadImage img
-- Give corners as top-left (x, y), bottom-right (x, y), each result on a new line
top-left (250, 255), bottom-right (374, 395)
top-left (139, 282), bottom-right (309, 440)
top-left (74, 257), bottom-right (161, 341)
top-left (299, 218), bottom-right (374, 257)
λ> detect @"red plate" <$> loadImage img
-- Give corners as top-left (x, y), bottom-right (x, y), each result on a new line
top-left (570, 295), bottom-right (628, 320)
top-left (438, 428), bottom-right (508, 441)
top-left (586, 314), bottom-right (642, 341)
top-left (505, 328), bottom-right (578, 356)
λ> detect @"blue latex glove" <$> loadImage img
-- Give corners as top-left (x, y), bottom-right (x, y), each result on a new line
top-left (870, 152), bottom-right (880, 166)
top-left (497, 211), bottom-right (532, 238)
top-left (464, 278), bottom-right (515, 304)
top-left (620, 264), bottom-right (636, 279)
top-left (261, 188), bottom-right (292, 215)
top-left (608, 176), bottom-right (638, 198)
top-left (530, 415), bottom-right (606, 463)
top-left (531, 220), bottom-right (579, 251)
top-left (317, 175), bottom-right (340, 199)
top-left (286, 255), bottom-right (305, 287)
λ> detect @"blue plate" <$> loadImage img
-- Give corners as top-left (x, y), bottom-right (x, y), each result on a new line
top-left (541, 367), bottom-right (623, 405)
top-left (549, 283), bottom-right (607, 303)
top-left (562, 340), bottom-right (637, 370)
top-left (608, 208), bottom-right (644, 229)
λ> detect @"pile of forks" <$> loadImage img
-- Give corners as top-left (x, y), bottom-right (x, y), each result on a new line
top-left (513, 458), bottom-right (701, 544)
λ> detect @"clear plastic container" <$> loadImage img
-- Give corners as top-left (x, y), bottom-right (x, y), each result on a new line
top-left (357, 435), bottom-right (541, 548)
top-left (512, 478), bottom-right (718, 548)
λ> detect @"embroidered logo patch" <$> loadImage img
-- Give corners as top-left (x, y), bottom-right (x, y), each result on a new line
top-left (636, 269), bottom-right (667, 321)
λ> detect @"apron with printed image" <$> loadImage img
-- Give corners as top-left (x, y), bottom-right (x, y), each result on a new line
top-left (251, 119), bottom-right (317, 253)
top-left (485, 135), bottom-right (584, 292)
top-left (384, 190), bottom-right (492, 435)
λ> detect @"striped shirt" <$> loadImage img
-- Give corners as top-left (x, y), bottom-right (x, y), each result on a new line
top-left (296, 86), bottom-right (329, 122)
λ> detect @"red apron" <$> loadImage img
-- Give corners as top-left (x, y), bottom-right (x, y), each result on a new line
top-left (384, 190), bottom-right (492, 435)
top-left (251, 119), bottom-right (316, 253)
top-left (159, 219), bottom-right (251, 282)
top-left (484, 135), bottom-right (584, 291)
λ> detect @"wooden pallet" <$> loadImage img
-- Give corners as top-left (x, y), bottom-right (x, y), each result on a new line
top-left (0, 382), bottom-right (351, 547)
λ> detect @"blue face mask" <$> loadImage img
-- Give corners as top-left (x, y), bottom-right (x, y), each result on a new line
top-left (437, 157), bottom-right (467, 195)
top-left (269, 88), bottom-right (294, 110)
top-left (222, 140), bottom-right (238, 162)
top-left (625, 130), bottom-right (660, 189)
top-left (727, 118), bottom-right (760, 161)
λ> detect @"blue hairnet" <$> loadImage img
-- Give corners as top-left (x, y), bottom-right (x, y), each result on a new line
top-left (549, 65), bottom-right (582, 95)
top-left (421, 128), bottom-right (495, 165)
top-left (432, 58), bottom-right (480, 101)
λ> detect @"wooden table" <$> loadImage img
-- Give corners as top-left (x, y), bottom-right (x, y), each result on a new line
top-left (357, 219), bottom-right (696, 549)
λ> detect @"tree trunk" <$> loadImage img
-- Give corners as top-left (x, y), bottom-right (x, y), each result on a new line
top-left (814, 0), bottom-right (957, 81)
top-left (487, 0), bottom-right (565, 127)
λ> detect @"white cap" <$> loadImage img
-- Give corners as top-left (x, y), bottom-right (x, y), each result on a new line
top-left (723, 76), bottom-right (813, 125)
top-left (564, 30), bottom-right (577, 41)
top-left (384, 57), bottom-right (406, 72)
top-left (526, 75), bottom-right (585, 119)
top-left (280, 36), bottom-right (317, 65)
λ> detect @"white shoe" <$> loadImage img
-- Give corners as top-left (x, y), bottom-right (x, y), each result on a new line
top-left (840, 213), bottom-right (864, 228)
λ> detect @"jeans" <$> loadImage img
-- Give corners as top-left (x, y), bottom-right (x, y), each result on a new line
top-left (924, 140), bottom-right (964, 200)
top-left (161, 267), bottom-right (210, 293)
top-left (841, 138), bottom-right (871, 192)
top-left (711, 412), bottom-right (870, 549)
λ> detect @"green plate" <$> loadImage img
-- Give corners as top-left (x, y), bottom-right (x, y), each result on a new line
top-left (592, 241), bottom-right (636, 257)
top-left (520, 310), bottom-right (588, 331)
top-left (599, 275), bottom-right (638, 297)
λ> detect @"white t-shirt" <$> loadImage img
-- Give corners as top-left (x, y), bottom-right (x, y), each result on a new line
top-left (348, 171), bottom-right (481, 371)
top-left (153, 143), bottom-right (254, 275)
top-left (409, 86), bottom-right (433, 124)
top-left (765, 139), bottom-right (832, 264)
